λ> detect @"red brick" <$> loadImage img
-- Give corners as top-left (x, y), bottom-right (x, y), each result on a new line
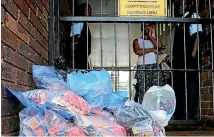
top-left (201, 94), bottom-right (213, 102)
top-left (208, 72), bottom-right (212, 78)
top-left (37, 7), bottom-right (46, 28)
top-left (201, 57), bottom-right (210, 66)
top-left (5, 13), bottom-right (29, 43)
top-left (42, 0), bottom-right (49, 11)
top-left (1, 131), bottom-right (18, 136)
top-left (13, 0), bottom-right (30, 18)
top-left (17, 10), bottom-right (31, 34)
top-left (3, 46), bottom-right (28, 71)
top-left (201, 72), bottom-right (208, 81)
top-left (18, 41), bottom-right (38, 63)
top-left (17, 70), bottom-right (34, 86)
top-left (35, 0), bottom-right (44, 12)
top-left (29, 23), bottom-right (44, 48)
top-left (2, 7), bottom-right (6, 24)
top-left (43, 27), bottom-right (48, 41)
top-left (1, 0), bottom-right (18, 19)
top-left (29, 9), bottom-right (43, 35)
top-left (203, 79), bottom-right (212, 87)
top-left (207, 109), bottom-right (213, 116)
top-left (1, 116), bottom-right (19, 134)
top-left (25, 0), bottom-right (37, 14)
top-left (201, 102), bottom-right (213, 109)
top-left (201, 87), bottom-right (210, 94)
top-left (28, 61), bottom-right (34, 73)
top-left (1, 80), bottom-right (32, 97)
top-left (42, 7), bottom-right (48, 19)
top-left (28, 36), bottom-right (48, 60)
top-left (1, 26), bottom-right (18, 51)
top-left (1, 62), bottom-right (17, 82)
top-left (1, 98), bottom-right (22, 116)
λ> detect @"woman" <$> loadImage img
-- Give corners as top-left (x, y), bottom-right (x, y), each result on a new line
top-left (133, 23), bottom-right (164, 104)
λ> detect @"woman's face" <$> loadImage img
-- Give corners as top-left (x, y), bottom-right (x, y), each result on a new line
top-left (141, 24), bottom-right (153, 35)
top-left (83, 7), bottom-right (92, 16)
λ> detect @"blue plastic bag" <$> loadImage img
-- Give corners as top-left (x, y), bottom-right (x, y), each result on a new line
top-left (67, 69), bottom-right (112, 108)
top-left (103, 92), bottom-right (128, 113)
top-left (32, 65), bottom-right (67, 89)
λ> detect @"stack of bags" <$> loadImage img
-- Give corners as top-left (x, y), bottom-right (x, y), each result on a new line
top-left (7, 65), bottom-right (129, 136)
top-left (7, 65), bottom-right (176, 136)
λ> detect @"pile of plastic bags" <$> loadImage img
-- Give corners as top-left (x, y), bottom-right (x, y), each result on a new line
top-left (7, 65), bottom-right (176, 136)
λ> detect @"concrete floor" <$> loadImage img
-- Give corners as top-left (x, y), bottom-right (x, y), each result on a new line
top-left (166, 125), bottom-right (214, 136)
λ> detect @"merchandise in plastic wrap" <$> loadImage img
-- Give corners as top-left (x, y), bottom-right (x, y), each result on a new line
top-left (114, 100), bottom-right (166, 136)
top-left (19, 105), bottom-right (48, 136)
top-left (67, 69), bottom-right (112, 108)
top-left (142, 84), bottom-right (176, 127)
top-left (19, 105), bottom-right (87, 136)
top-left (32, 65), bottom-right (67, 89)
top-left (44, 108), bottom-right (87, 136)
top-left (76, 112), bottom-right (128, 136)
top-left (7, 88), bottom-right (90, 120)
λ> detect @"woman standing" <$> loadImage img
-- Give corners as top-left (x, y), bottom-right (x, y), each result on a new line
top-left (133, 23), bottom-right (164, 104)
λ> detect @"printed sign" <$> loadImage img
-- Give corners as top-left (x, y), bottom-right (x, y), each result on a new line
top-left (118, 0), bottom-right (167, 17)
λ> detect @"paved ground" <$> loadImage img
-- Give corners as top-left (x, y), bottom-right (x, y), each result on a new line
top-left (166, 125), bottom-right (214, 136)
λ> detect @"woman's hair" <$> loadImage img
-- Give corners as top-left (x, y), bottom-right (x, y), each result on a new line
top-left (75, 3), bottom-right (92, 16)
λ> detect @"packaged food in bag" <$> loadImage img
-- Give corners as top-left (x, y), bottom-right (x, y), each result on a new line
top-left (19, 105), bottom-right (48, 136)
top-left (142, 84), bottom-right (176, 127)
top-left (114, 100), bottom-right (166, 136)
top-left (7, 88), bottom-right (90, 120)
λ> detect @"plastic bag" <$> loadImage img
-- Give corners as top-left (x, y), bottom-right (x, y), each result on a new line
top-left (7, 88), bottom-right (90, 120)
top-left (67, 69), bottom-right (112, 108)
top-left (142, 84), bottom-right (176, 127)
top-left (19, 105), bottom-right (87, 136)
top-left (76, 113), bottom-right (128, 136)
top-left (114, 100), bottom-right (165, 136)
top-left (44, 108), bottom-right (87, 136)
top-left (19, 105), bottom-right (48, 136)
top-left (103, 92), bottom-right (128, 113)
top-left (32, 65), bottom-right (67, 89)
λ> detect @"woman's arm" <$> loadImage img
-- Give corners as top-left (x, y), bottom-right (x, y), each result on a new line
top-left (133, 39), bottom-right (157, 56)
top-left (148, 35), bottom-right (163, 49)
top-left (192, 35), bottom-right (199, 58)
top-left (148, 29), bottom-right (163, 49)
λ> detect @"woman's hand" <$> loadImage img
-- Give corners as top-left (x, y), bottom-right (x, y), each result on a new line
top-left (152, 48), bottom-right (158, 53)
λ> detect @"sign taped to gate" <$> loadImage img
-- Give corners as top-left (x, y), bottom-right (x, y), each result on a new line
top-left (118, 0), bottom-right (167, 17)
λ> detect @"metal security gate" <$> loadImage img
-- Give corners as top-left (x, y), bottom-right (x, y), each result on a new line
top-left (48, 0), bottom-right (214, 126)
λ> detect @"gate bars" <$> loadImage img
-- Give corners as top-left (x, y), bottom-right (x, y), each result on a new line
top-left (49, 0), bottom-right (214, 125)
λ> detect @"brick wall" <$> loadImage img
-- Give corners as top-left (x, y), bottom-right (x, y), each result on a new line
top-left (200, 5), bottom-right (214, 120)
top-left (1, 0), bottom-right (49, 135)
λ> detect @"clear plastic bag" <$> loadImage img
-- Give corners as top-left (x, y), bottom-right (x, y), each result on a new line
top-left (32, 65), bottom-right (67, 89)
top-left (76, 113), bottom-right (128, 136)
top-left (44, 108), bottom-right (87, 136)
top-left (7, 88), bottom-right (90, 120)
top-left (142, 84), bottom-right (176, 127)
top-left (67, 69), bottom-right (112, 108)
top-left (19, 105), bottom-right (87, 136)
top-left (114, 100), bottom-right (166, 136)
top-left (19, 105), bottom-right (48, 136)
